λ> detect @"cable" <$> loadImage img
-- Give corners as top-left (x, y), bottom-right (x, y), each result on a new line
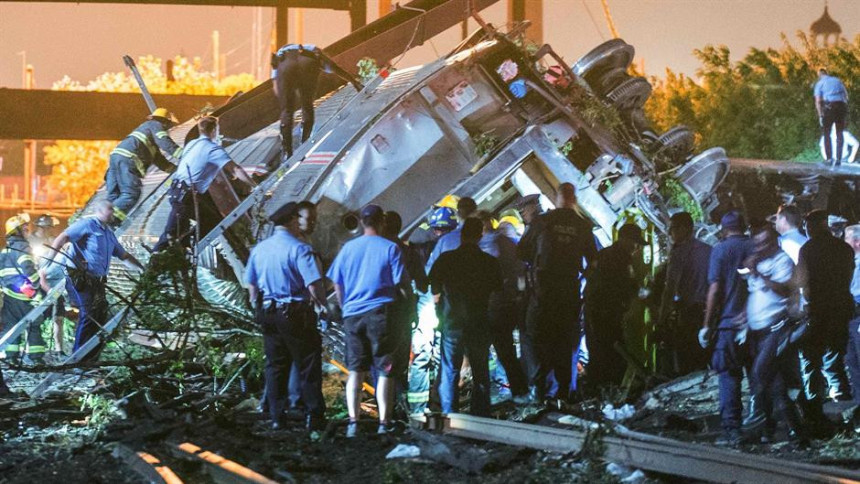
top-left (581, 0), bottom-right (606, 42)
top-left (389, 5), bottom-right (427, 69)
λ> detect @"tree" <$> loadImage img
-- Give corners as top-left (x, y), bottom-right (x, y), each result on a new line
top-left (645, 32), bottom-right (860, 161)
top-left (43, 56), bottom-right (258, 206)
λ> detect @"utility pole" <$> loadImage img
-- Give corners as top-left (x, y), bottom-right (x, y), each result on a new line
top-left (294, 8), bottom-right (304, 44)
top-left (212, 30), bottom-right (221, 80)
top-left (24, 64), bottom-right (36, 209)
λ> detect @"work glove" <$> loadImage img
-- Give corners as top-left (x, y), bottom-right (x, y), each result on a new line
top-left (735, 326), bottom-right (748, 346)
top-left (698, 327), bottom-right (713, 349)
top-left (819, 116), bottom-right (824, 127)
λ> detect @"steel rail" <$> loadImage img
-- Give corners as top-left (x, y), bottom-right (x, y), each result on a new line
top-left (414, 413), bottom-right (860, 484)
top-left (113, 444), bottom-right (184, 484)
top-left (171, 442), bottom-right (279, 484)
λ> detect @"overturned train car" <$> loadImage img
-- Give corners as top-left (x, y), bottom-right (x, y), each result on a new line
top-left (97, 35), bottom-right (729, 358)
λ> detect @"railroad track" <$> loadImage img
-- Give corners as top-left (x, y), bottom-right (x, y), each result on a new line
top-left (111, 414), bottom-right (860, 483)
top-left (413, 413), bottom-right (860, 484)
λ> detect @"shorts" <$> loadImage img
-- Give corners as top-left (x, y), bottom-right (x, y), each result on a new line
top-left (343, 304), bottom-right (400, 376)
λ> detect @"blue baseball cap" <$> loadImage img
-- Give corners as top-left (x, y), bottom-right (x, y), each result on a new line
top-left (720, 210), bottom-right (745, 231)
top-left (360, 204), bottom-right (384, 221)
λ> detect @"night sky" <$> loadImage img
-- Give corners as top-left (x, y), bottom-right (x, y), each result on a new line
top-left (0, 0), bottom-right (857, 88)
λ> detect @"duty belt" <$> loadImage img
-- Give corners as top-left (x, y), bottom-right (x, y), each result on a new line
top-left (262, 299), bottom-right (311, 311)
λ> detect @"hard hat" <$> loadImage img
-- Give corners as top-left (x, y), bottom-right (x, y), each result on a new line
top-left (5, 213), bottom-right (31, 235)
top-left (436, 195), bottom-right (459, 210)
top-left (35, 214), bottom-right (60, 228)
top-left (148, 108), bottom-right (178, 124)
top-left (498, 215), bottom-right (522, 230)
top-left (429, 207), bottom-right (456, 229)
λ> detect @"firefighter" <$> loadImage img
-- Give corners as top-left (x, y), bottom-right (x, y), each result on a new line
top-left (0, 213), bottom-right (46, 364)
top-left (407, 206), bottom-right (456, 414)
top-left (271, 43), bottom-right (362, 163)
top-left (104, 108), bottom-right (183, 223)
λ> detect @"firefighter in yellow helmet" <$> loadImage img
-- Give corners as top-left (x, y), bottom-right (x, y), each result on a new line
top-left (104, 108), bottom-right (183, 224)
top-left (0, 213), bottom-right (46, 364)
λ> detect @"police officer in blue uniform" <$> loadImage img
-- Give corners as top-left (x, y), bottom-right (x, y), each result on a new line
top-left (813, 68), bottom-right (850, 166)
top-left (246, 201), bottom-right (327, 431)
top-left (40, 200), bottom-right (144, 361)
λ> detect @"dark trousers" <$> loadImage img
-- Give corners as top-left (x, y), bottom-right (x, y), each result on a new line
top-left (674, 303), bottom-right (709, 375)
top-left (821, 101), bottom-right (848, 162)
top-left (105, 154), bottom-right (143, 216)
top-left (799, 316), bottom-right (850, 416)
top-left (258, 302), bottom-right (325, 424)
top-left (1, 296), bottom-right (46, 360)
top-left (153, 184), bottom-right (222, 252)
top-left (488, 293), bottom-right (527, 396)
top-left (275, 52), bottom-right (320, 158)
top-left (748, 326), bottom-right (800, 429)
top-left (712, 328), bottom-right (747, 430)
top-left (847, 313), bottom-right (860, 405)
top-left (66, 275), bottom-right (109, 362)
top-left (585, 308), bottom-right (628, 390)
top-left (522, 279), bottom-right (580, 401)
top-left (439, 328), bottom-right (490, 416)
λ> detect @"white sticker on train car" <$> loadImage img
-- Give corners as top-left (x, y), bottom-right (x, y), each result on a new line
top-left (445, 81), bottom-right (478, 112)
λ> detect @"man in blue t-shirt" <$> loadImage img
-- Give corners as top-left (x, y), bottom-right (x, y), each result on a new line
top-left (327, 204), bottom-right (406, 437)
top-left (814, 68), bottom-right (850, 166)
top-left (245, 201), bottom-right (327, 431)
top-left (40, 200), bottom-right (144, 361)
top-left (699, 211), bottom-right (753, 446)
top-left (153, 116), bottom-right (255, 252)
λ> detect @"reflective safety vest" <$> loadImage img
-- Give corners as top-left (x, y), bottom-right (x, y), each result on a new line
top-left (0, 235), bottom-right (40, 303)
top-left (111, 119), bottom-right (183, 176)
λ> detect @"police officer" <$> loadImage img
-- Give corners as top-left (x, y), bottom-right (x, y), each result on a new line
top-left (813, 68), bottom-right (849, 166)
top-left (245, 201), bottom-right (327, 431)
top-left (698, 211), bottom-right (753, 446)
top-left (407, 206), bottom-right (456, 414)
top-left (585, 224), bottom-right (646, 390)
top-left (105, 108), bottom-right (183, 223)
top-left (271, 44), bottom-right (362, 163)
top-left (518, 183), bottom-right (597, 403)
top-left (0, 213), bottom-right (46, 364)
top-left (153, 116), bottom-right (255, 252)
top-left (40, 200), bottom-right (144, 361)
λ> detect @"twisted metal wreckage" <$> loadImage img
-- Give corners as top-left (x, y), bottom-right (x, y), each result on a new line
top-left (9, 7), bottom-right (735, 397)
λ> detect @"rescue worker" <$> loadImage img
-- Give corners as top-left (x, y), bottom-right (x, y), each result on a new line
top-left (105, 108), bottom-right (183, 223)
top-left (740, 226), bottom-right (804, 443)
top-left (813, 68), bottom-right (849, 166)
top-left (245, 202), bottom-right (327, 431)
top-left (476, 210), bottom-right (529, 402)
top-left (699, 211), bottom-right (752, 446)
top-left (382, 210), bottom-right (426, 412)
top-left (795, 209), bottom-right (855, 434)
top-left (425, 197), bottom-right (478, 270)
top-left (585, 223), bottom-right (646, 390)
top-left (153, 116), bottom-right (255, 252)
top-left (407, 206), bottom-right (456, 414)
top-left (430, 218), bottom-right (503, 416)
top-left (518, 183), bottom-right (597, 403)
top-left (844, 224), bottom-right (860, 430)
top-left (31, 214), bottom-right (69, 355)
top-left (39, 200), bottom-right (144, 361)
top-left (271, 44), bottom-right (362, 162)
top-left (657, 212), bottom-right (712, 376)
top-left (327, 204), bottom-right (406, 437)
top-left (0, 213), bottom-right (46, 364)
